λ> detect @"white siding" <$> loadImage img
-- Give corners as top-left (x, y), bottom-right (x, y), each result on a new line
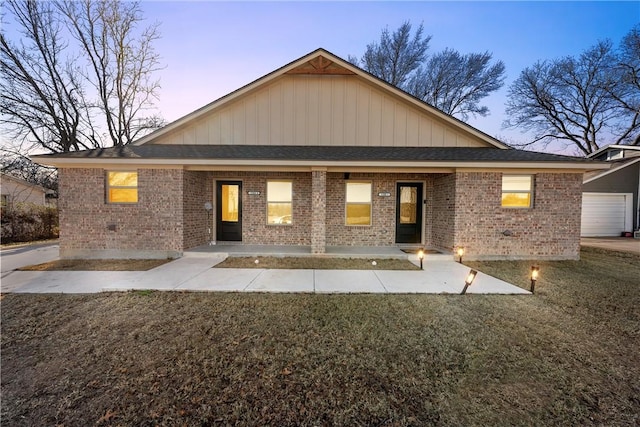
top-left (151, 75), bottom-right (490, 148)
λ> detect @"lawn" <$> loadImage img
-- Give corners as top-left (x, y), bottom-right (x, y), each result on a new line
top-left (1, 247), bottom-right (639, 426)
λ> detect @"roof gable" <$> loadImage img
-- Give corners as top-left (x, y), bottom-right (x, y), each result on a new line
top-left (135, 48), bottom-right (509, 149)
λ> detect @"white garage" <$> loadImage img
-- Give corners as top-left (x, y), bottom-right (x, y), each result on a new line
top-left (581, 193), bottom-right (633, 237)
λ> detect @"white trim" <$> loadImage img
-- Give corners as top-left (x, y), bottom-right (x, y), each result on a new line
top-left (583, 157), bottom-right (640, 184)
top-left (587, 145), bottom-right (640, 159)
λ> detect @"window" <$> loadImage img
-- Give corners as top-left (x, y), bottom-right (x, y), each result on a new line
top-left (1, 194), bottom-right (8, 207)
top-left (107, 171), bottom-right (138, 203)
top-left (502, 175), bottom-right (533, 208)
top-left (346, 182), bottom-right (372, 225)
top-left (267, 181), bottom-right (292, 224)
top-left (221, 184), bottom-right (239, 222)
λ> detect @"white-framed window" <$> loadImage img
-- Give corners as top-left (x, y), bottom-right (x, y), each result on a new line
top-left (502, 175), bottom-right (533, 208)
top-left (345, 181), bottom-right (372, 226)
top-left (267, 180), bottom-right (292, 225)
top-left (106, 171), bottom-right (138, 203)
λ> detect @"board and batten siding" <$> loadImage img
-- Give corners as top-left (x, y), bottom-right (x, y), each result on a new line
top-left (151, 75), bottom-right (488, 148)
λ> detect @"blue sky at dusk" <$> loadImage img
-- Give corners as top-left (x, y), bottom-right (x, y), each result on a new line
top-left (1, 1), bottom-right (637, 152)
top-left (143, 1), bottom-right (638, 151)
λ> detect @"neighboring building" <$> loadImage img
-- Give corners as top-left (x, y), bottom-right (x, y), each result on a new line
top-left (582, 145), bottom-right (640, 237)
top-left (1, 173), bottom-right (54, 208)
top-left (34, 49), bottom-right (607, 260)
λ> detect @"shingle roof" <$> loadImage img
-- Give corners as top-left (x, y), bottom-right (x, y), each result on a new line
top-left (37, 144), bottom-right (595, 163)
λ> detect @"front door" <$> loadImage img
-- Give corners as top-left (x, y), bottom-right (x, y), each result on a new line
top-left (395, 183), bottom-right (423, 244)
top-left (216, 181), bottom-right (242, 241)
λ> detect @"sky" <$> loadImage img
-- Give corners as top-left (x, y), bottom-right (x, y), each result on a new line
top-left (140, 1), bottom-right (638, 153)
top-left (2, 1), bottom-right (638, 153)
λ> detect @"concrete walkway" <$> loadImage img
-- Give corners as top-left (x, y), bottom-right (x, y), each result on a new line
top-left (580, 237), bottom-right (640, 254)
top-left (1, 253), bottom-right (529, 295)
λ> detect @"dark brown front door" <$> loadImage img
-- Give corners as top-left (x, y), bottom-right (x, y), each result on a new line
top-left (395, 183), bottom-right (423, 244)
top-left (216, 181), bottom-right (242, 241)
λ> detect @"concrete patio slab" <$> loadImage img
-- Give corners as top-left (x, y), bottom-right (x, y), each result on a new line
top-left (175, 268), bottom-right (262, 292)
top-left (7, 270), bottom-right (134, 293)
top-left (314, 270), bottom-right (387, 293)
top-left (1, 254), bottom-right (529, 295)
top-left (104, 257), bottom-right (224, 291)
top-left (580, 237), bottom-right (640, 254)
top-left (245, 269), bottom-right (314, 293)
top-left (376, 270), bottom-right (461, 294)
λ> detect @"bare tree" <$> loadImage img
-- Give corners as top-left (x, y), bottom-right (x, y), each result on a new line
top-left (0, 0), bottom-right (86, 153)
top-left (352, 21), bottom-right (505, 120)
top-left (504, 27), bottom-right (640, 155)
top-left (2, 152), bottom-right (58, 193)
top-left (359, 21), bottom-right (431, 88)
top-left (407, 49), bottom-right (506, 120)
top-left (0, 0), bottom-right (163, 154)
top-left (611, 24), bottom-right (640, 145)
top-left (59, 0), bottom-right (163, 146)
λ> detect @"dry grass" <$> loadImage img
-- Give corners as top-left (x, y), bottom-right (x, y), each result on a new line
top-left (2, 246), bottom-right (639, 426)
top-left (18, 258), bottom-right (171, 271)
top-left (215, 256), bottom-right (420, 270)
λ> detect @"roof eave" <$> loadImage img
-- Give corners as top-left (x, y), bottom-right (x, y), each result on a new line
top-left (583, 157), bottom-right (640, 184)
top-left (31, 156), bottom-right (609, 171)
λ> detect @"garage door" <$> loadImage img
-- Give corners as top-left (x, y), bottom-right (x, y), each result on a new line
top-left (581, 193), bottom-right (633, 237)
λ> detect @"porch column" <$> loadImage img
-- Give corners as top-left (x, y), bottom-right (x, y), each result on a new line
top-left (311, 168), bottom-right (327, 254)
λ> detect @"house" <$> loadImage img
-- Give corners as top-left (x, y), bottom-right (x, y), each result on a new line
top-left (582, 145), bottom-right (640, 237)
top-left (33, 48), bottom-right (608, 260)
top-left (1, 173), bottom-right (55, 208)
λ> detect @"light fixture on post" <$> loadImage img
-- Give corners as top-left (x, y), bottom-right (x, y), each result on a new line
top-left (530, 266), bottom-right (539, 293)
top-left (461, 269), bottom-right (477, 295)
top-left (418, 249), bottom-right (425, 270)
top-left (457, 247), bottom-right (464, 263)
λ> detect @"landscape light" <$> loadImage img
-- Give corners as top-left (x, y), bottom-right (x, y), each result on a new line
top-left (418, 249), bottom-right (425, 270)
top-left (457, 247), bottom-right (464, 263)
top-left (530, 266), bottom-right (539, 293)
top-left (461, 269), bottom-right (478, 295)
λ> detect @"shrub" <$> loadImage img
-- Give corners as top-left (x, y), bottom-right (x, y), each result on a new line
top-left (0, 203), bottom-right (59, 244)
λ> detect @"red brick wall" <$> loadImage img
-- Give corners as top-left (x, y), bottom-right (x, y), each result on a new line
top-left (209, 171), bottom-right (312, 246)
top-left (325, 172), bottom-right (432, 247)
top-left (311, 170), bottom-right (327, 253)
top-left (430, 173), bottom-right (456, 251)
top-left (58, 168), bottom-right (583, 260)
top-left (452, 172), bottom-right (583, 260)
top-left (58, 168), bottom-right (184, 258)
top-left (183, 171), bottom-right (212, 249)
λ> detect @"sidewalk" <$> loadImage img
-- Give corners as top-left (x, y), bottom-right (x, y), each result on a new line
top-left (1, 255), bottom-right (529, 295)
top-left (580, 237), bottom-right (640, 254)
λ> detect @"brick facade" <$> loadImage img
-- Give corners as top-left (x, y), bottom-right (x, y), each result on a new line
top-left (59, 168), bottom-right (184, 259)
top-left (311, 170), bottom-right (327, 254)
top-left (452, 172), bottom-right (583, 260)
top-left (58, 168), bottom-right (583, 260)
